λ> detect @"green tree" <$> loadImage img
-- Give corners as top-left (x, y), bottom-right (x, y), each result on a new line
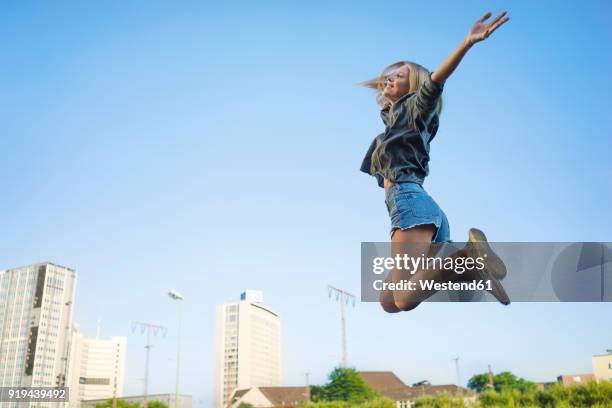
top-left (467, 373), bottom-right (491, 393)
top-left (493, 371), bottom-right (536, 393)
top-left (310, 384), bottom-right (328, 402)
top-left (94, 400), bottom-right (141, 408)
top-left (467, 371), bottom-right (535, 394)
top-left (313, 367), bottom-right (378, 403)
top-left (493, 371), bottom-right (519, 392)
top-left (147, 401), bottom-right (169, 408)
top-left (237, 403), bottom-right (255, 408)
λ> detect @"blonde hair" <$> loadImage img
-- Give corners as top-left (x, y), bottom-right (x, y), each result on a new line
top-left (361, 61), bottom-right (443, 114)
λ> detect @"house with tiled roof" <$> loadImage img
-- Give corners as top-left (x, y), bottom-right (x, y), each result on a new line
top-left (228, 386), bottom-right (310, 408)
top-left (357, 371), bottom-right (413, 405)
top-left (358, 371), bottom-right (475, 408)
top-left (227, 372), bottom-right (474, 408)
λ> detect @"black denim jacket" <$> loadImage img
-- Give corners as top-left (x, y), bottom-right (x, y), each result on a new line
top-left (360, 73), bottom-right (445, 188)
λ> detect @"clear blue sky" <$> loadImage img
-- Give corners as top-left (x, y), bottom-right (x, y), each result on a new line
top-left (1, 0), bottom-right (611, 406)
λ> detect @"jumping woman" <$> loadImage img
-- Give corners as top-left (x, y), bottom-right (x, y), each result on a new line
top-left (360, 11), bottom-right (511, 312)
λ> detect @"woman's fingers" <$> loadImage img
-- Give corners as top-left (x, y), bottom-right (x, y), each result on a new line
top-left (487, 16), bottom-right (510, 36)
top-left (472, 11), bottom-right (509, 42)
top-left (487, 11), bottom-right (507, 27)
top-left (478, 12), bottom-right (492, 23)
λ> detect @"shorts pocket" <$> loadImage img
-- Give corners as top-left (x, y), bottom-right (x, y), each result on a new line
top-left (395, 192), bottom-right (439, 218)
top-left (384, 185), bottom-right (398, 212)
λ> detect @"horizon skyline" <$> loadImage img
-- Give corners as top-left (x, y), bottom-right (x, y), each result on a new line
top-left (2, 260), bottom-right (608, 390)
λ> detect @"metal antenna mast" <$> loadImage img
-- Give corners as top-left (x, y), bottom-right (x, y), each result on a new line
top-left (304, 370), bottom-right (311, 401)
top-left (328, 285), bottom-right (355, 367)
top-left (487, 364), bottom-right (495, 389)
top-left (131, 321), bottom-right (167, 408)
top-left (452, 356), bottom-right (461, 386)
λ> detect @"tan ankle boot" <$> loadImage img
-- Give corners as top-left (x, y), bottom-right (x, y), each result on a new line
top-left (467, 228), bottom-right (510, 305)
top-left (467, 228), bottom-right (507, 280)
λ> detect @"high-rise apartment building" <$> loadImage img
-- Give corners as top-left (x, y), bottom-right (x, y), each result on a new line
top-left (67, 325), bottom-right (127, 407)
top-left (213, 290), bottom-right (281, 408)
top-left (0, 263), bottom-right (77, 408)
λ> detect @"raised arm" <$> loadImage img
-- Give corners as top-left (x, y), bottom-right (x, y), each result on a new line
top-left (431, 11), bottom-right (510, 84)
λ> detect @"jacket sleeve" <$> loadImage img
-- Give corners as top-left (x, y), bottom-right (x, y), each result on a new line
top-left (360, 135), bottom-right (385, 188)
top-left (360, 138), bottom-right (377, 175)
top-left (408, 72), bottom-right (444, 122)
top-left (374, 173), bottom-right (384, 188)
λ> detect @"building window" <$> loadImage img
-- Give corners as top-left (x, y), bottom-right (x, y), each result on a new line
top-left (80, 377), bottom-right (111, 385)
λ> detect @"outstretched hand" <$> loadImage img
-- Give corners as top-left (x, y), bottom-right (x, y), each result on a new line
top-left (465, 11), bottom-right (510, 46)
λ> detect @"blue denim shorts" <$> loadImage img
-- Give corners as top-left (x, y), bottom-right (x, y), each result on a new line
top-left (384, 182), bottom-right (451, 242)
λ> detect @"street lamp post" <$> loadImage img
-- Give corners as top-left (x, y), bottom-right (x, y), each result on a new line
top-left (168, 291), bottom-right (184, 408)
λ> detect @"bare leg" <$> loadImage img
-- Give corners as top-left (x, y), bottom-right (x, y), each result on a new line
top-left (379, 227), bottom-right (488, 312)
top-left (379, 225), bottom-right (510, 312)
top-left (379, 224), bottom-right (437, 312)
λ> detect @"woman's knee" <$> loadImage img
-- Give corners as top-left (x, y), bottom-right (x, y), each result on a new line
top-left (379, 295), bottom-right (420, 312)
top-left (380, 290), bottom-right (420, 312)
top-left (394, 299), bottom-right (420, 312)
top-left (380, 300), bottom-right (400, 313)
top-left (379, 291), bottom-right (401, 313)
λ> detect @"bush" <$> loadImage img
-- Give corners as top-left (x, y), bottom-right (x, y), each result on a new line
top-left (93, 400), bottom-right (168, 408)
top-left (414, 392), bottom-right (468, 408)
top-left (475, 380), bottom-right (612, 407)
top-left (299, 398), bottom-right (395, 408)
top-left (547, 380), bottom-right (612, 407)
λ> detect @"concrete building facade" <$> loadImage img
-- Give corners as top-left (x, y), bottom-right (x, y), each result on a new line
top-left (67, 327), bottom-right (127, 407)
top-left (0, 263), bottom-right (77, 408)
top-left (593, 352), bottom-right (612, 382)
top-left (213, 291), bottom-right (281, 408)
